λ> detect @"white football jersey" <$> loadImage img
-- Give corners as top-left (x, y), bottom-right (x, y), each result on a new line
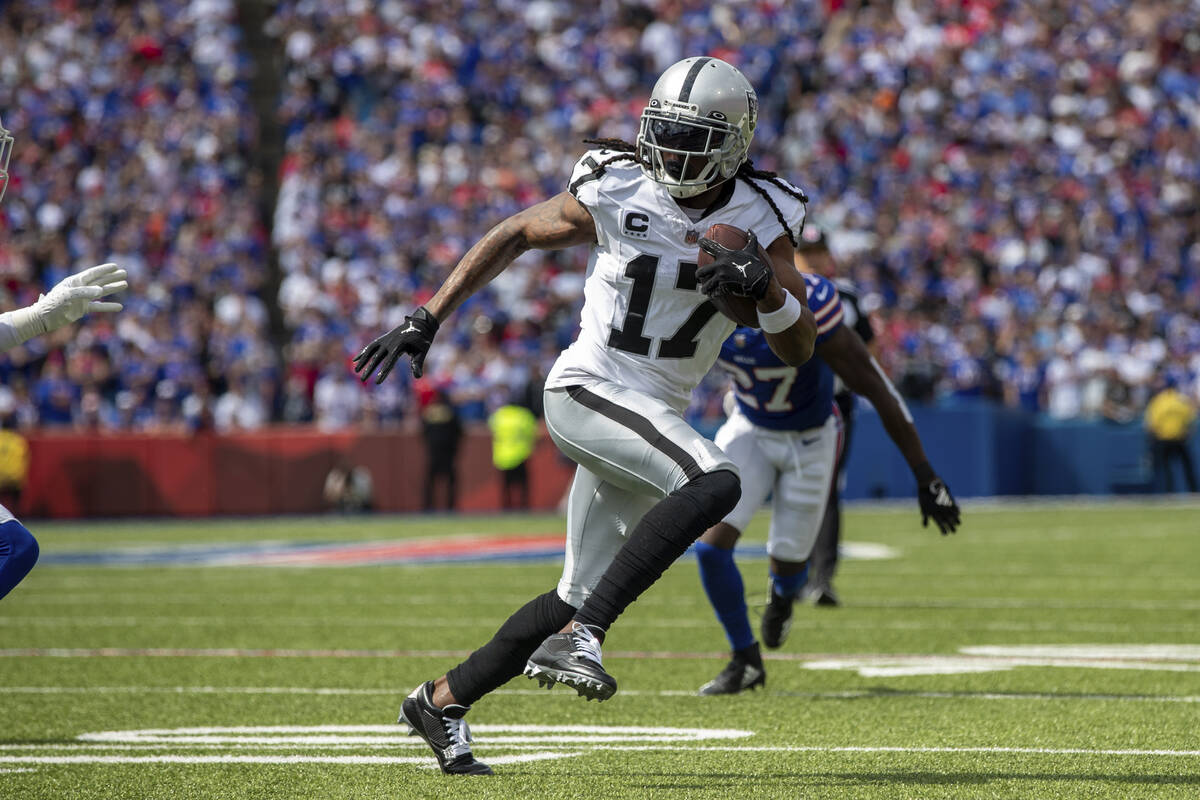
top-left (545, 149), bottom-right (807, 412)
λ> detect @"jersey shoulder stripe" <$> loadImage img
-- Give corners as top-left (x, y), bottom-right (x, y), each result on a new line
top-left (813, 294), bottom-right (840, 321)
top-left (803, 274), bottom-right (840, 310)
top-left (817, 306), bottom-right (844, 334)
top-left (567, 149), bottom-right (640, 202)
top-left (740, 175), bottom-right (808, 242)
top-left (754, 174), bottom-right (809, 203)
top-left (802, 273), bottom-right (844, 343)
top-left (569, 155), bottom-right (606, 197)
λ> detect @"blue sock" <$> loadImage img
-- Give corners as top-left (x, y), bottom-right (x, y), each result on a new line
top-left (769, 565), bottom-right (809, 600)
top-left (695, 541), bottom-right (756, 651)
top-left (0, 519), bottom-right (38, 600)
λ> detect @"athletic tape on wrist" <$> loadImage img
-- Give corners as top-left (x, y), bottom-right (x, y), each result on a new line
top-left (757, 290), bottom-right (803, 334)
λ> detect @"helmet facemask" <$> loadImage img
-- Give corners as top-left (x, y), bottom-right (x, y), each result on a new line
top-left (0, 119), bottom-right (12, 204)
top-left (637, 106), bottom-right (745, 199)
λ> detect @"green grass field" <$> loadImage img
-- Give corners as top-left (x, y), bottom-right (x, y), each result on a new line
top-left (2, 502), bottom-right (1198, 799)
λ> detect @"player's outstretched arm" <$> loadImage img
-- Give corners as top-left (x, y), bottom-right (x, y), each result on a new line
top-left (0, 263), bottom-right (127, 352)
top-left (817, 325), bottom-right (961, 533)
top-left (424, 192), bottom-right (597, 322)
top-left (354, 192), bottom-right (597, 384)
top-left (758, 235), bottom-right (817, 366)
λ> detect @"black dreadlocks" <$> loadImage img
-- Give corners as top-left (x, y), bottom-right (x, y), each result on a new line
top-left (581, 138), bottom-right (809, 248)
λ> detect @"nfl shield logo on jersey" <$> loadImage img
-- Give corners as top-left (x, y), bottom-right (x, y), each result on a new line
top-left (685, 230), bottom-right (699, 245)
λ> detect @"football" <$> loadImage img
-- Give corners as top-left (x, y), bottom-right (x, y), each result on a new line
top-left (697, 223), bottom-right (771, 327)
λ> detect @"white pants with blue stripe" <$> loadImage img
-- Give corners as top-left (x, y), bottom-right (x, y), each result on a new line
top-left (715, 407), bottom-right (841, 561)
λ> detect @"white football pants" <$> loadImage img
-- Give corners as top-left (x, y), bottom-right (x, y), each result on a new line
top-left (715, 407), bottom-right (842, 561)
top-left (543, 381), bottom-right (737, 607)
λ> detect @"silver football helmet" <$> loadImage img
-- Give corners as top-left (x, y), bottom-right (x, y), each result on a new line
top-left (0, 116), bottom-right (12, 203)
top-left (637, 57), bottom-right (758, 199)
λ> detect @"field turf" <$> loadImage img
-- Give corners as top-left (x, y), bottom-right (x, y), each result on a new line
top-left (1, 501), bottom-right (1198, 799)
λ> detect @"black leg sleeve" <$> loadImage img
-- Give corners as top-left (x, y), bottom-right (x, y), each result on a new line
top-left (444, 589), bottom-right (576, 707)
top-left (572, 469), bottom-right (741, 633)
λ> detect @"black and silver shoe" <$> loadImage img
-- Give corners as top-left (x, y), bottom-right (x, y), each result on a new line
top-left (698, 647), bottom-right (766, 696)
top-left (524, 622), bottom-right (617, 701)
top-left (398, 681), bottom-right (493, 775)
top-left (761, 587), bottom-right (795, 649)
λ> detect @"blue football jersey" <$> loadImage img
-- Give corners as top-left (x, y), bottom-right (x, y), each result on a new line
top-left (716, 273), bottom-right (845, 431)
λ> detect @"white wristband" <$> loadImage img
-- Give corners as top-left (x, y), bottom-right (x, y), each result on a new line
top-left (757, 290), bottom-right (803, 334)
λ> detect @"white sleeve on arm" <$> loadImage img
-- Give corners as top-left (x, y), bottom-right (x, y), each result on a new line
top-left (0, 306), bottom-right (46, 351)
top-left (567, 149), bottom-right (613, 249)
top-left (749, 177), bottom-right (807, 250)
top-left (0, 313), bottom-right (19, 351)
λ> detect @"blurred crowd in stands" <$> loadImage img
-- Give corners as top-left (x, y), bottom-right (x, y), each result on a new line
top-left (0, 0), bottom-right (274, 432)
top-left (2, 0), bottom-right (1199, 432)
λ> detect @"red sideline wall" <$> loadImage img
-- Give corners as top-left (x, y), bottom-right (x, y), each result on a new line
top-left (20, 428), bottom-right (575, 519)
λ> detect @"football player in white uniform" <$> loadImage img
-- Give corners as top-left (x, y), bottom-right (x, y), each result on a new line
top-left (354, 57), bottom-right (816, 775)
top-left (0, 115), bottom-right (128, 600)
top-left (357, 56), bottom-right (816, 777)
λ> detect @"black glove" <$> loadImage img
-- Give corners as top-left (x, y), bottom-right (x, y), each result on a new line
top-left (697, 230), bottom-right (773, 300)
top-left (914, 462), bottom-right (961, 534)
top-left (353, 306), bottom-right (439, 384)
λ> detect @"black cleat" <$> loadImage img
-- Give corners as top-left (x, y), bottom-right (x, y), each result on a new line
top-left (398, 681), bottom-right (493, 775)
top-left (698, 646), bottom-right (766, 695)
top-left (524, 622), bottom-right (617, 701)
top-left (761, 587), bottom-right (795, 649)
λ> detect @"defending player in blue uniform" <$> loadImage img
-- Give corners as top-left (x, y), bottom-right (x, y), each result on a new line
top-left (695, 271), bottom-right (961, 694)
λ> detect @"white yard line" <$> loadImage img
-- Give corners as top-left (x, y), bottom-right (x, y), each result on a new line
top-left (2, 723), bottom-right (1197, 767)
top-left (0, 743), bottom-right (431, 751)
top-left (845, 495), bottom-right (1200, 511)
top-left (575, 744), bottom-right (1200, 757)
top-left (4, 645), bottom-right (1200, 679)
top-left (2, 686), bottom-right (1198, 703)
top-left (0, 686), bottom-right (397, 696)
top-left (6, 617), bottom-right (1199, 635)
top-left (0, 753), bottom-right (577, 766)
top-left (1, 746), bottom-right (1198, 767)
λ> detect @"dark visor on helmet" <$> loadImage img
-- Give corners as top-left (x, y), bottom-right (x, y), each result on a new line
top-left (649, 119), bottom-right (713, 153)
